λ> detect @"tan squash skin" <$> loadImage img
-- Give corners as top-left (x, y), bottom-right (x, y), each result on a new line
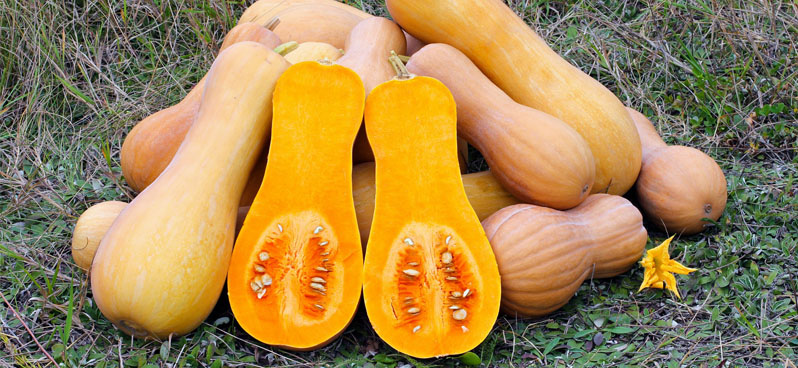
top-left (407, 44), bottom-right (595, 209)
top-left (387, 0), bottom-right (641, 195)
top-left (91, 42), bottom-right (290, 339)
top-left (265, 5), bottom-right (364, 49)
top-left (403, 30), bottom-right (425, 56)
top-left (120, 23), bottom-right (281, 192)
top-left (239, 0), bottom-right (370, 25)
top-left (483, 194), bottom-right (647, 318)
top-left (628, 108), bottom-right (727, 235)
top-left (71, 201), bottom-right (128, 271)
top-left (284, 41), bottom-right (343, 63)
top-left (352, 162), bottom-right (519, 248)
top-left (336, 17), bottom-right (407, 163)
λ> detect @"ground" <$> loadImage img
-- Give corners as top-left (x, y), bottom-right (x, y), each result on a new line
top-left (0, 0), bottom-right (796, 367)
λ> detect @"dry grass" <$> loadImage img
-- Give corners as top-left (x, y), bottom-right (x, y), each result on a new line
top-left (1, 0), bottom-right (796, 366)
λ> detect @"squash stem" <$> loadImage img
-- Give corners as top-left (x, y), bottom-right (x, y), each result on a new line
top-left (389, 51), bottom-right (414, 80)
top-left (274, 41), bottom-right (299, 56)
top-left (265, 17), bottom-right (280, 31)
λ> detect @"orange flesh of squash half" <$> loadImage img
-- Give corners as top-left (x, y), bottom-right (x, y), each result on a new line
top-left (227, 61), bottom-right (365, 350)
top-left (362, 74), bottom-right (501, 358)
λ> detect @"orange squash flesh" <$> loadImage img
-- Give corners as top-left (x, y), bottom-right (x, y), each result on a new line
top-left (352, 162), bottom-right (519, 248)
top-left (362, 74), bottom-right (501, 358)
top-left (228, 61), bottom-right (365, 350)
top-left (335, 17), bottom-right (407, 164)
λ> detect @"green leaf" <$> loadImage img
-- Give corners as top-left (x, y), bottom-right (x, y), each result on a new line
top-left (605, 326), bottom-right (636, 334)
top-left (457, 352), bottom-right (481, 366)
top-left (160, 341), bottom-right (170, 360)
top-left (543, 337), bottom-right (560, 356)
top-left (55, 75), bottom-right (95, 105)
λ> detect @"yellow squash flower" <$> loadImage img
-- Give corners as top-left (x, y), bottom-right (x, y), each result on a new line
top-left (638, 236), bottom-right (697, 299)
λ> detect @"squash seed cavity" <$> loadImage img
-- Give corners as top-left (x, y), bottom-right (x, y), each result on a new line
top-left (247, 211), bottom-right (339, 318)
top-left (389, 224), bottom-right (479, 333)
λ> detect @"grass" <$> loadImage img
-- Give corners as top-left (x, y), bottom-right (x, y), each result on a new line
top-left (1, 0), bottom-right (796, 366)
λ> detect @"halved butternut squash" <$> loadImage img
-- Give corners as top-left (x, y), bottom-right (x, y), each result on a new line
top-left (362, 69), bottom-right (501, 358)
top-left (228, 61), bottom-right (365, 350)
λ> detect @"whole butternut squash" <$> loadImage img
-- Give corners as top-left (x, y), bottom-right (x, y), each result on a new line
top-left (362, 68), bottom-right (500, 358)
top-left (483, 194), bottom-right (647, 317)
top-left (120, 23), bottom-right (281, 192)
top-left (71, 201), bottom-right (127, 271)
top-left (406, 43), bottom-right (594, 209)
top-left (91, 42), bottom-right (290, 339)
top-left (628, 108), bottom-right (727, 235)
top-left (335, 17), bottom-right (407, 163)
top-left (352, 162), bottom-right (519, 248)
top-left (387, 0), bottom-right (641, 195)
top-left (239, 0), bottom-right (370, 25)
top-left (284, 41), bottom-right (343, 63)
top-left (228, 61), bottom-right (365, 350)
top-left (263, 5), bottom-right (363, 49)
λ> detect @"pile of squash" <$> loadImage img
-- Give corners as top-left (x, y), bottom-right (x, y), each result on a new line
top-left (70, 0), bottom-right (727, 359)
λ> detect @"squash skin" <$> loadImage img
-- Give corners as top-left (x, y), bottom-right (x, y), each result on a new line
top-left (386, 0), bottom-right (641, 195)
top-left (91, 42), bottom-right (290, 339)
top-left (336, 17), bottom-right (407, 163)
top-left (71, 201), bottom-right (127, 271)
top-left (406, 44), bottom-right (595, 209)
top-left (228, 61), bottom-right (365, 350)
top-left (120, 23), bottom-right (281, 192)
top-left (483, 194), bottom-right (647, 318)
top-left (403, 30), bottom-right (425, 56)
top-left (284, 41), bottom-right (343, 64)
top-left (267, 5), bottom-right (363, 49)
top-left (363, 75), bottom-right (501, 358)
top-left (628, 108), bottom-right (727, 235)
top-left (239, 0), bottom-right (370, 25)
top-left (352, 162), bottom-right (519, 248)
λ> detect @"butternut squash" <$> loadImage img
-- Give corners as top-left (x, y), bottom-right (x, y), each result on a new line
top-left (352, 162), bottom-right (518, 248)
top-left (284, 41), bottom-right (343, 64)
top-left (362, 67), bottom-right (500, 358)
top-left (628, 108), bottom-right (727, 235)
top-left (228, 61), bottom-right (365, 350)
top-left (120, 23), bottom-right (281, 192)
top-left (71, 201), bottom-right (127, 271)
top-left (406, 43), bottom-right (594, 209)
top-left (239, 0), bottom-right (370, 25)
top-left (483, 194), bottom-right (647, 317)
top-left (264, 5), bottom-right (363, 49)
top-left (387, 0), bottom-right (641, 195)
top-left (91, 42), bottom-right (290, 339)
